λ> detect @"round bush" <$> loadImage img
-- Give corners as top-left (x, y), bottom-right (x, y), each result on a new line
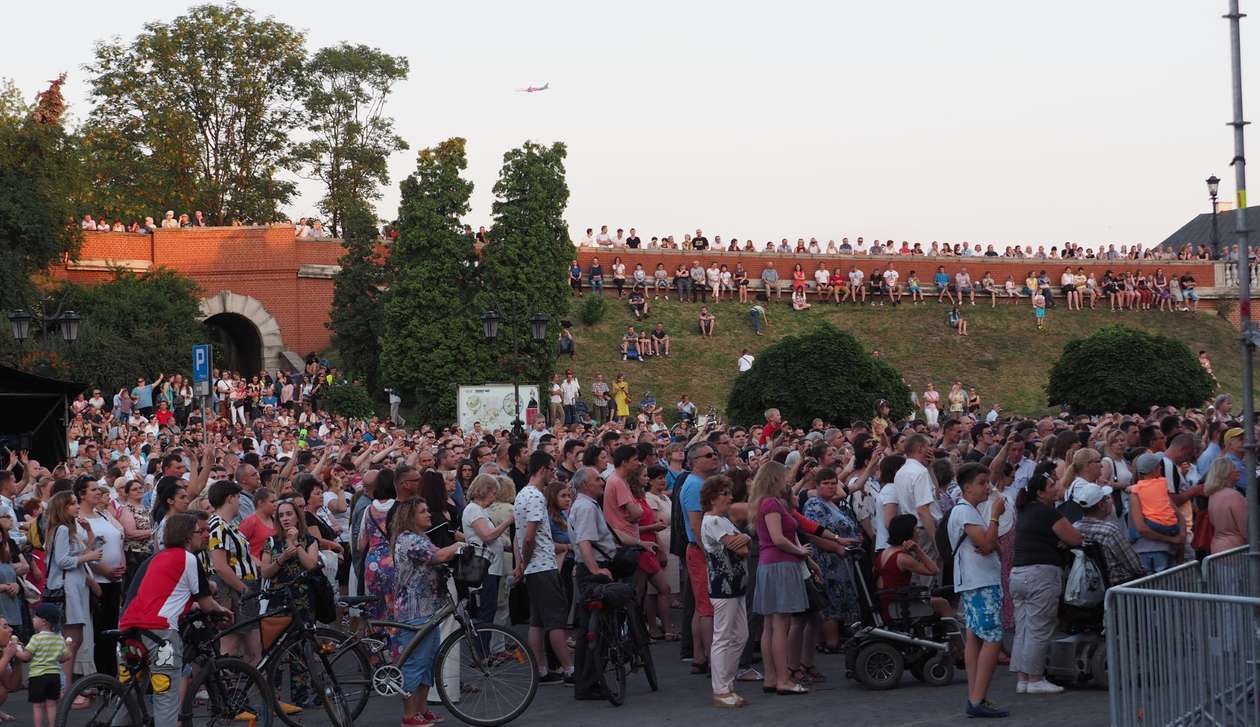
top-left (579, 294), bottom-right (607, 326)
top-left (1046, 325), bottom-right (1214, 414)
top-left (322, 381), bottom-right (376, 420)
top-left (726, 323), bottom-right (911, 427)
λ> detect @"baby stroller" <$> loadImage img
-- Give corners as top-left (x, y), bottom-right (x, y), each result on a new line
top-left (843, 546), bottom-right (964, 690)
top-left (573, 399), bottom-right (592, 426)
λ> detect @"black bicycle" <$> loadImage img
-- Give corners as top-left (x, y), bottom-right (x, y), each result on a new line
top-left (582, 576), bottom-right (658, 706)
top-left (217, 572), bottom-right (372, 727)
top-left (55, 610), bottom-right (274, 727)
top-left (334, 544), bottom-right (539, 726)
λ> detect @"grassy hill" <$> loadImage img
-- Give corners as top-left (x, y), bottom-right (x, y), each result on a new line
top-left (560, 293), bottom-right (1246, 419)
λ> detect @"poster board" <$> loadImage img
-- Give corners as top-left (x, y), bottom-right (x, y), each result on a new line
top-left (457, 384), bottom-right (541, 434)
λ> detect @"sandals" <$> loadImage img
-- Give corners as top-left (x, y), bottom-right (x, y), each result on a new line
top-left (776, 683), bottom-right (810, 695)
top-left (661, 632), bottom-right (681, 641)
top-left (71, 695), bottom-right (94, 710)
top-left (803, 666), bottom-right (825, 682)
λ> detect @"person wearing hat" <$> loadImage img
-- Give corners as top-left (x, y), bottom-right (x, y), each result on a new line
top-left (1222, 427), bottom-right (1247, 494)
top-left (1128, 452), bottom-right (1183, 573)
top-left (15, 602), bottom-right (70, 725)
top-left (1072, 482), bottom-right (1144, 585)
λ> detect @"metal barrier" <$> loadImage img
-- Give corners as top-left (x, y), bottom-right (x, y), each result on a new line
top-left (1107, 548), bottom-right (1260, 727)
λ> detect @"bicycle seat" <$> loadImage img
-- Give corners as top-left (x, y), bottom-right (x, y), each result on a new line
top-left (337, 595), bottom-right (381, 607)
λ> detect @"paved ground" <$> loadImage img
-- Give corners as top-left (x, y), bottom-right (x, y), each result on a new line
top-left (346, 640), bottom-right (1112, 727)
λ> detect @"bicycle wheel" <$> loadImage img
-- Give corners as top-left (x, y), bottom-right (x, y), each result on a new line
top-left (304, 639), bottom-right (353, 727)
top-left (603, 641), bottom-right (628, 707)
top-left (267, 627), bottom-right (372, 727)
top-left (434, 624), bottom-right (538, 726)
top-left (182, 656), bottom-right (274, 727)
top-left (620, 608), bottom-right (658, 692)
top-left (56, 674), bottom-right (142, 727)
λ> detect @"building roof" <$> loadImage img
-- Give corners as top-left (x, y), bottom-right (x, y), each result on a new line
top-left (1157, 206), bottom-right (1260, 251)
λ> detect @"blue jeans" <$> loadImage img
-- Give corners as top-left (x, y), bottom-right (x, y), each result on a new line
top-left (1139, 551), bottom-right (1171, 574)
top-left (399, 617), bottom-right (441, 693)
top-left (750, 309), bottom-right (764, 334)
top-left (475, 573), bottom-right (500, 652)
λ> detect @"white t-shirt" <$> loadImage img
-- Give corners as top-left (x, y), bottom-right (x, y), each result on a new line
top-left (849, 269), bottom-right (864, 286)
top-left (883, 269), bottom-right (900, 286)
top-left (947, 501), bottom-right (1000, 592)
top-left (814, 269), bottom-right (830, 285)
top-left (874, 484), bottom-right (899, 551)
top-left (462, 502), bottom-right (505, 576)
top-left (512, 485), bottom-right (556, 574)
top-left (892, 458), bottom-right (940, 526)
top-left (559, 379), bottom-right (580, 406)
top-left (86, 513), bottom-right (125, 584)
top-left (737, 354), bottom-right (755, 372)
top-left (323, 491), bottom-right (351, 541)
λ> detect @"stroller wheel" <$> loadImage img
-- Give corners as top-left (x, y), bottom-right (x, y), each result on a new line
top-left (854, 642), bottom-right (904, 690)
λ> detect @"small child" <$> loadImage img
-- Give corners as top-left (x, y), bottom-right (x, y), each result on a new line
top-left (1032, 291), bottom-right (1047, 330)
top-left (16, 603), bottom-right (71, 727)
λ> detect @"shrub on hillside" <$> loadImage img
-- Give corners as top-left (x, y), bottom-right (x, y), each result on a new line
top-left (579, 294), bottom-right (607, 326)
top-left (726, 323), bottom-right (911, 427)
top-left (1046, 325), bottom-right (1214, 414)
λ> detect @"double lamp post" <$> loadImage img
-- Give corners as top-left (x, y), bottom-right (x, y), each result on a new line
top-left (479, 309), bottom-right (549, 440)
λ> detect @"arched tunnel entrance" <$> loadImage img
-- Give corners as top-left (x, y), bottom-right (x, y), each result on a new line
top-left (204, 313), bottom-right (263, 379)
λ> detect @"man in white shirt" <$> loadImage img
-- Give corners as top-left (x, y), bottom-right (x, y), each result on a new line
top-left (889, 434), bottom-right (941, 584)
top-left (559, 370), bottom-right (581, 426)
top-left (595, 225), bottom-right (613, 247)
top-left (737, 349), bottom-right (755, 373)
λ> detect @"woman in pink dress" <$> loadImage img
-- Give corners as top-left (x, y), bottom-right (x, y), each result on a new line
top-left (922, 383), bottom-right (941, 428)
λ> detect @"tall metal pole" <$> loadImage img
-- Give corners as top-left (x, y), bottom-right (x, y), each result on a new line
top-left (1210, 194), bottom-right (1221, 259)
top-left (1224, 0), bottom-right (1258, 599)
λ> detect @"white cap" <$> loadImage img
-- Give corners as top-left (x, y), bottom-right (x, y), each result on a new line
top-left (1070, 482), bottom-right (1114, 509)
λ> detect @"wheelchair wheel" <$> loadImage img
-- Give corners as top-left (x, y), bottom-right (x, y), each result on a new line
top-left (919, 653), bottom-right (956, 687)
top-left (854, 642), bottom-right (904, 690)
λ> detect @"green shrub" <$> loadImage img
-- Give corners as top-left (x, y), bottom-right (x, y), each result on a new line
top-left (322, 381), bottom-right (376, 420)
top-left (579, 294), bottom-right (608, 326)
top-left (1046, 325), bottom-right (1214, 414)
top-left (726, 323), bottom-right (911, 427)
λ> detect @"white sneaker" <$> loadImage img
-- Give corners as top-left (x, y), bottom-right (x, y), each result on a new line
top-left (1016, 681), bottom-right (1027, 694)
top-left (1025, 680), bottom-right (1064, 694)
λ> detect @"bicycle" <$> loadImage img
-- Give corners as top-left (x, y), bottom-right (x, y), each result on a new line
top-left (581, 575), bottom-right (658, 706)
top-left (55, 610), bottom-right (274, 727)
top-left (216, 571), bottom-right (372, 727)
top-left (334, 544), bottom-right (539, 726)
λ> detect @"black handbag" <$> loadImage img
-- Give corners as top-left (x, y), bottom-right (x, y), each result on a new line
top-left (804, 575), bottom-right (828, 613)
top-left (593, 543), bottom-right (642, 580)
top-left (309, 572), bottom-right (337, 624)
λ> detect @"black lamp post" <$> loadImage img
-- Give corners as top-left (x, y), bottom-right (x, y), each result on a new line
top-left (8, 309), bottom-right (81, 346)
top-left (1207, 174), bottom-right (1221, 260)
top-left (480, 309), bottom-right (550, 439)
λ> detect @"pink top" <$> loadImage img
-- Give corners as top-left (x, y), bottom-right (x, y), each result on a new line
top-left (1208, 488), bottom-right (1248, 553)
top-left (756, 498), bottom-right (803, 566)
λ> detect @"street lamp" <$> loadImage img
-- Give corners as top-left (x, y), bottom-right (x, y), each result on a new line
top-left (1206, 174), bottom-right (1221, 260)
top-left (59, 311), bottom-right (81, 344)
top-left (7, 309), bottom-right (32, 342)
top-left (480, 308), bottom-right (550, 439)
top-left (7, 308), bottom-right (81, 355)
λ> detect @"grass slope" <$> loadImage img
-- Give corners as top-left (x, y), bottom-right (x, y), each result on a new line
top-left (562, 293), bottom-right (1247, 418)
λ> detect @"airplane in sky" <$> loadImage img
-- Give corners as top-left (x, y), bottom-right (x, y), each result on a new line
top-left (517, 82), bottom-right (550, 93)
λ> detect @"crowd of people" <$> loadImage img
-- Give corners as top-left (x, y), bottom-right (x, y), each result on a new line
top-left (574, 225), bottom-right (1232, 261)
top-left (77, 212), bottom-right (338, 238)
top-left (0, 347), bottom-right (1246, 724)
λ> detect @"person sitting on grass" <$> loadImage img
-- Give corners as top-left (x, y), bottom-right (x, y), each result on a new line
top-left (699, 307), bottom-right (716, 337)
top-left (638, 327), bottom-right (654, 358)
top-left (622, 326), bottom-right (642, 361)
top-left (791, 287), bottom-right (812, 311)
top-left (949, 305), bottom-right (969, 336)
top-left (651, 323), bottom-right (671, 357)
top-left (628, 285), bottom-right (649, 321)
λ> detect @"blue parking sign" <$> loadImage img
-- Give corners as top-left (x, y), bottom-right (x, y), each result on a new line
top-left (193, 344), bottom-right (212, 384)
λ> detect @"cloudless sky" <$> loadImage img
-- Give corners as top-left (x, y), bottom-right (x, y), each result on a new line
top-left (4, 1), bottom-right (1256, 248)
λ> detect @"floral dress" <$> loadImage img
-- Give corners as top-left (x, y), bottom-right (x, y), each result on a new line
top-left (803, 496), bottom-right (862, 626)
top-left (362, 502), bottom-right (395, 620)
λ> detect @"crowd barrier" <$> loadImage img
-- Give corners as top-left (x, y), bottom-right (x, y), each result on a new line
top-left (1106, 546), bottom-right (1259, 727)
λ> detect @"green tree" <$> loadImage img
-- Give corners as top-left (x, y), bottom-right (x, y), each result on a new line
top-left (380, 138), bottom-right (488, 424)
top-left (328, 200), bottom-right (385, 394)
top-left (726, 323), bottom-right (911, 427)
top-left (81, 3), bottom-right (306, 224)
top-left (51, 268), bottom-right (203, 388)
top-left (476, 142), bottom-right (572, 403)
top-left (1046, 325), bottom-right (1214, 414)
top-left (0, 75), bottom-right (81, 313)
top-left (293, 44), bottom-right (409, 236)
top-left (322, 381), bottom-right (376, 419)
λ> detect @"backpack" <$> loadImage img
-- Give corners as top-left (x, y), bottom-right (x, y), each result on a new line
top-left (1063, 548), bottom-right (1106, 607)
top-left (668, 471), bottom-right (692, 559)
top-left (936, 505), bottom-right (964, 590)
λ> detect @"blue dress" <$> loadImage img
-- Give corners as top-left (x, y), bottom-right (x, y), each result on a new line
top-left (803, 496), bottom-right (862, 626)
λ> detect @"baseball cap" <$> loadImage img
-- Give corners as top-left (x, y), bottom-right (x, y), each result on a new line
top-left (1070, 482), bottom-right (1113, 509)
top-left (1135, 453), bottom-right (1164, 476)
top-left (1224, 427), bottom-right (1244, 444)
top-left (34, 602), bottom-right (61, 627)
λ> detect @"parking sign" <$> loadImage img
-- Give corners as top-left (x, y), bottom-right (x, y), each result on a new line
top-left (193, 344), bottom-right (212, 384)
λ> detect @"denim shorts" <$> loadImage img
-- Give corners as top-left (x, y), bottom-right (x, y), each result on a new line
top-left (961, 585), bottom-right (1004, 643)
top-left (400, 618), bottom-right (441, 693)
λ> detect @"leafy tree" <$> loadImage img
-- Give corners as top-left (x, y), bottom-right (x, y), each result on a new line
top-left (328, 200), bottom-right (385, 394)
top-left (726, 323), bottom-right (911, 427)
top-left (81, 3), bottom-right (306, 224)
top-left (50, 269), bottom-right (203, 388)
top-left (322, 381), bottom-right (376, 419)
top-left (293, 44), bottom-right (409, 236)
top-left (1046, 325), bottom-right (1214, 414)
top-left (0, 75), bottom-right (81, 313)
top-left (476, 142), bottom-right (572, 402)
top-left (379, 138), bottom-right (489, 424)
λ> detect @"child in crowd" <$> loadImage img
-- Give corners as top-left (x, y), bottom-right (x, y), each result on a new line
top-left (16, 604), bottom-right (71, 727)
top-left (907, 270), bottom-right (923, 304)
top-left (1032, 291), bottom-right (1047, 330)
top-left (1128, 454), bottom-right (1182, 540)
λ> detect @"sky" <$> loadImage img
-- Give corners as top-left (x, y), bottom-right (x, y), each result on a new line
top-left (3, 0), bottom-right (1255, 249)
